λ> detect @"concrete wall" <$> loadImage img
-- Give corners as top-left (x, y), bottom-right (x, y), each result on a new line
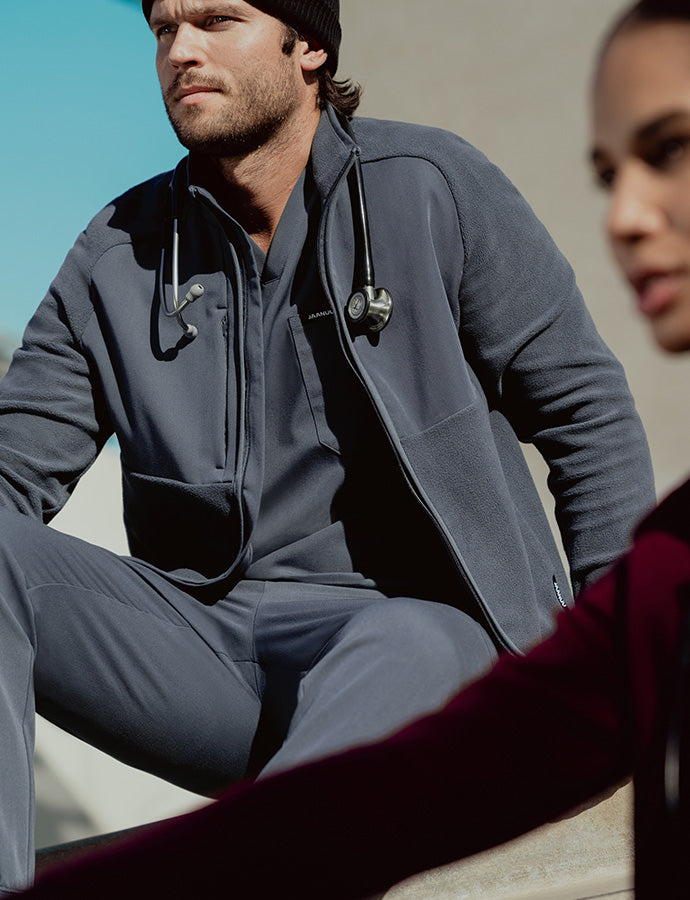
top-left (36, 0), bottom-right (687, 868)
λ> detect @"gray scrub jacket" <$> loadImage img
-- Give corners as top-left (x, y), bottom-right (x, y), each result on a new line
top-left (0, 107), bottom-right (654, 653)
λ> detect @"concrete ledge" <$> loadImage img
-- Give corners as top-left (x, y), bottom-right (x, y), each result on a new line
top-left (35, 825), bottom-right (153, 875)
top-left (384, 784), bottom-right (632, 900)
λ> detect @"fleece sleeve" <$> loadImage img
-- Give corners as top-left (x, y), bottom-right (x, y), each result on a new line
top-left (447, 140), bottom-right (655, 592)
top-left (0, 230), bottom-right (113, 521)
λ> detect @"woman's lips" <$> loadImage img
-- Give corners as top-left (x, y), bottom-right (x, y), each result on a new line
top-left (631, 270), bottom-right (685, 317)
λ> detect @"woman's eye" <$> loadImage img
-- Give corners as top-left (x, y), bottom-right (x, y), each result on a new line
top-left (594, 166), bottom-right (616, 191)
top-left (648, 136), bottom-right (689, 170)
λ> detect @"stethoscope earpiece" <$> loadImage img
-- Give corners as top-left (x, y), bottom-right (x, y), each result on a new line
top-left (346, 285), bottom-right (393, 333)
top-left (160, 207), bottom-right (205, 341)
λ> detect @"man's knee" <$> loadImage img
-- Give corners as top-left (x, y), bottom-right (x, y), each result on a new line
top-left (0, 509), bottom-right (51, 632)
top-left (332, 597), bottom-right (497, 682)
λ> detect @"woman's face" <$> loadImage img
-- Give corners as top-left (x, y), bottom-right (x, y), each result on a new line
top-left (591, 21), bottom-right (690, 352)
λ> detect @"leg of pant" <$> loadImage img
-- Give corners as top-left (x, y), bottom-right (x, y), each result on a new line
top-left (24, 500), bottom-right (690, 900)
top-left (16, 560), bottom-right (635, 900)
top-left (0, 509), bottom-right (262, 894)
top-left (262, 596), bottom-right (498, 775)
top-left (0, 539), bottom-right (36, 898)
top-left (21, 522), bottom-right (690, 900)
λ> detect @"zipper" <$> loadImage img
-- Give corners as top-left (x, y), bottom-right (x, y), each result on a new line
top-left (318, 153), bottom-right (518, 655)
top-left (192, 190), bottom-right (252, 568)
top-left (231, 237), bottom-right (250, 559)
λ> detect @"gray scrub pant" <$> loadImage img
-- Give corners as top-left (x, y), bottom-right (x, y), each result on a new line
top-left (0, 508), bottom-right (497, 894)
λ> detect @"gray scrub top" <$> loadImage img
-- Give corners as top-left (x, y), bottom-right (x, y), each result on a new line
top-left (243, 169), bottom-right (464, 604)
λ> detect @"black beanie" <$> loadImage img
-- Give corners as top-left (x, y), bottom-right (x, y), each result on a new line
top-left (142, 1), bottom-right (341, 73)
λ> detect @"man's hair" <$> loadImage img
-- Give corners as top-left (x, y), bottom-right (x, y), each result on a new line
top-left (282, 25), bottom-right (362, 118)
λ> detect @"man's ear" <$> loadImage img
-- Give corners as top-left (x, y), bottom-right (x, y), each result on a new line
top-left (299, 38), bottom-right (329, 73)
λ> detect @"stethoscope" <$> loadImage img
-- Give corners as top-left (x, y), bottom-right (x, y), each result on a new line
top-left (341, 122), bottom-right (394, 334)
top-left (160, 127), bottom-right (394, 340)
top-left (161, 218), bottom-right (205, 340)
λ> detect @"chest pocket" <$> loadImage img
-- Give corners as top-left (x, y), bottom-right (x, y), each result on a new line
top-left (288, 311), bottom-right (344, 456)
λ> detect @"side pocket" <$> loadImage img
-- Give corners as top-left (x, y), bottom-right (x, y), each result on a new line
top-left (288, 313), bottom-right (342, 455)
top-left (122, 467), bottom-right (240, 578)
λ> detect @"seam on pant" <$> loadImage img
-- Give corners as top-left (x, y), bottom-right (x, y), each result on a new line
top-left (304, 613), bottom-right (361, 672)
top-left (27, 582), bottom-right (192, 630)
top-left (19, 657), bottom-right (35, 892)
top-left (248, 582), bottom-right (268, 696)
top-left (30, 585), bottom-right (262, 707)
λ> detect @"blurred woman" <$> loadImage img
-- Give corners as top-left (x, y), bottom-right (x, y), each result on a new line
top-left (21, 2), bottom-right (690, 897)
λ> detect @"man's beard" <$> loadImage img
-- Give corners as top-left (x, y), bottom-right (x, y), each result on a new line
top-left (163, 67), bottom-right (301, 158)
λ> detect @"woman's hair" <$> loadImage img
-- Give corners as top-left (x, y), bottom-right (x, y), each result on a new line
top-left (601, 0), bottom-right (690, 59)
top-left (282, 25), bottom-right (363, 118)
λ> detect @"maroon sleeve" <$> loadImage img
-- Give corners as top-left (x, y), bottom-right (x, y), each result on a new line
top-left (23, 486), bottom-right (690, 900)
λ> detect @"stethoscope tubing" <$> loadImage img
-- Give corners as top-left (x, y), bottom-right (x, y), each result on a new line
top-left (159, 125), bottom-right (393, 340)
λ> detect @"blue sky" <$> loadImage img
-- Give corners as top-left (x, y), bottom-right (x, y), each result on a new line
top-left (1, 0), bottom-right (184, 340)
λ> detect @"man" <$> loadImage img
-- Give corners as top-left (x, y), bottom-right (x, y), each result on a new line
top-left (0, 0), bottom-right (653, 893)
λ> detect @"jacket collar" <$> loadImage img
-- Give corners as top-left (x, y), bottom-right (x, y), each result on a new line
top-left (309, 105), bottom-right (358, 201)
top-left (169, 105), bottom-right (358, 212)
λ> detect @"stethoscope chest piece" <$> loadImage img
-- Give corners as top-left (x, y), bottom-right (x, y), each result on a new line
top-left (346, 284), bottom-right (393, 333)
top-left (343, 138), bottom-right (394, 335)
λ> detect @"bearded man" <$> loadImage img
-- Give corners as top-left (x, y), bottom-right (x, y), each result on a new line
top-left (0, 1), bottom-right (654, 893)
